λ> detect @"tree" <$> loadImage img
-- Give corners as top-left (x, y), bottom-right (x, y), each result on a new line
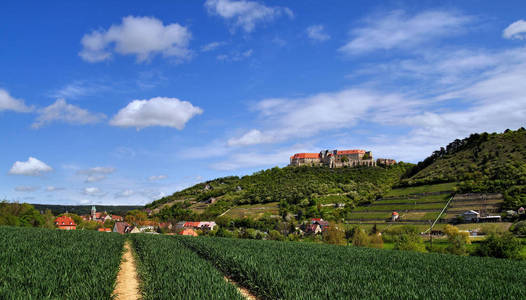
top-left (444, 225), bottom-right (470, 255)
top-left (369, 234), bottom-right (383, 249)
top-left (324, 224), bottom-right (346, 245)
top-left (476, 233), bottom-right (522, 259)
top-left (351, 228), bottom-right (370, 247)
top-left (394, 234), bottom-right (426, 252)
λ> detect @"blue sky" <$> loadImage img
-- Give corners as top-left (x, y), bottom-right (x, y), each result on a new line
top-left (1, 0), bottom-right (526, 205)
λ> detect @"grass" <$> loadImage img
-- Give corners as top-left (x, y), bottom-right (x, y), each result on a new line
top-left (354, 203), bottom-right (446, 212)
top-left (384, 182), bottom-right (456, 197)
top-left (224, 202), bottom-right (279, 219)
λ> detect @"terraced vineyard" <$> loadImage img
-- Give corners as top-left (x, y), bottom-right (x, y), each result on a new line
top-left (131, 234), bottom-right (244, 300)
top-left (347, 183), bottom-right (455, 224)
top-left (0, 226), bottom-right (124, 299)
top-left (177, 236), bottom-right (526, 299)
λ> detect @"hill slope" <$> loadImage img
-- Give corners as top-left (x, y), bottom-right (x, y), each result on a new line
top-left (401, 127), bottom-right (526, 208)
top-left (147, 164), bottom-right (413, 220)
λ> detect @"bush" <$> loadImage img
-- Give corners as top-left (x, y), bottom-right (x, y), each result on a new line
top-left (476, 233), bottom-right (522, 259)
top-left (394, 234), bottom-right (426, 252)
top-left (510, 221), bottom-right (526, 236)
top-left (351, 228), bottom-right (370, 247)
top-left (444, 225), bottom-right (470, 256)
top-left (369, 234), bottom-right (383, 249)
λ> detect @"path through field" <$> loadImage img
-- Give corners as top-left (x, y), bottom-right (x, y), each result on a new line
top-left (224, 276), bottom-right (258, 300)
top-left (113, 241), bottom-right (140, 300)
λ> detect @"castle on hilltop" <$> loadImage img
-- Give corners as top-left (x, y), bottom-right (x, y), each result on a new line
top-left (289, 149), bottom-right (396, 168)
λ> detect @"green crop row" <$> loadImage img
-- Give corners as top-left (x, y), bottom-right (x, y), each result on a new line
top-left (0, 226), bottom-right (124, 299)
top-left (130, 234), bottom-right (244, 300)
top-left (375, 194), bottom-right (451, 204)
top-left (177, 236), bottom-right (526, 299)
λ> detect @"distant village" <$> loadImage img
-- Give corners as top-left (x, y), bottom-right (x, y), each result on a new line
top-left (289, 149), bottom-right (396, 168)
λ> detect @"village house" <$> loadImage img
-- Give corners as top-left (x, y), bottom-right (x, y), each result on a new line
top-left (176, 221), bottom-right (217, 231)
top-left (113, 221), bottom-right (130, 234)
top-left (305, 218), bottom-right (329, 234)
top-left (462, 210), bottom-right (480, 222)
top-left (391, 212), bottom-right (399, 221)
top-left (54, 216), bottom-right (76, 230)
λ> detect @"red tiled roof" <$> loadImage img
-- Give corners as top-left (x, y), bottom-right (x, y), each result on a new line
top-left (98, 228), bottom-right (111, 232)
top-left (290, 153), bottom-right (320, 160)
top-left (54, 216), bottom-right (76, 226)
top-left (392, 212), bottom-right (399, 215)
top-left (111, 215), bottom-right (123, 220)
top-left (336, 150), bottom-right (366, 155)
top-left (311, 218), bottom-right (322, 221)
top-left (184, 221), bottom-right (201, 228)
top-left (179, 228), bottom-right (198, 236)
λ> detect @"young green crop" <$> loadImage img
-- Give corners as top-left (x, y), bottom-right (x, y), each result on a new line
top-left (0, 226), bottom-right (124, 299)
top-left (177, 236), bottom-right (526, 299)
top-left (130, 234), bottom-right (244, 300)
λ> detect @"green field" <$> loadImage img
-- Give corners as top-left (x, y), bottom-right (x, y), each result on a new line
top-left (177, 235), bottom-right (526, 299)
top-left (0, 226), bottom-right (124, 299)
top-left (375, 194), bottom-right (451, 204)
top-left (131, 234), bottom-right (244, 300)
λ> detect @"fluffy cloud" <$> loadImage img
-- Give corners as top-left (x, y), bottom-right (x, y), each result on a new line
top-left (9, 157), bottom-right (53, 176)
top-left (32, 99), bottom-right (106, 128)
top-left (79, 16), bottom-right (191, 62)
top-left (204, 0), bottom-right (293, 32)
top-left (77, 166), bottom-right (115, 183)
top-left (15, 186), bottom-right (39, 192)
top-left (339, 10), bottom-right (471, 55)
top-left (110, 97), bottom-right (203, 129)
top-left (83, 187), bottom-right (105, 197)
top-left (228, 89), bottom-right (416, 146)
top-left (503, 20), bottom-right (526, 40)
top-left (0, 89), bottom-right (33, 112)
top-left (148, 175), bottom-right (167, 181)
top-left (306, 25), bottom-right (330, 41)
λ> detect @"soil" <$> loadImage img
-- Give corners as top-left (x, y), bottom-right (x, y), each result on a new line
top-left (113, 241), bottom-right (141, 300)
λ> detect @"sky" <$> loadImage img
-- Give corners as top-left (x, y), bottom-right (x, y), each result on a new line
top-left (1, 0), bottom-right (526, 205)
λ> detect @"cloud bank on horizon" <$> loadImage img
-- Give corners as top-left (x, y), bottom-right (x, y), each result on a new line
top-left (1, 1), bottom-right (525, 205)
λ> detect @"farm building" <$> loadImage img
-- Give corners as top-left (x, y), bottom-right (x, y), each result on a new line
top-left (54, 216), bottom-right (76, 230)
top-left (391, 212), bottom-right (399, 221)
top-left (179, 228), bottom-right (198, 236)
top-left (462, 210), bottom-right (480, 222)
top-left (113, 221), bottom-right (130, 234)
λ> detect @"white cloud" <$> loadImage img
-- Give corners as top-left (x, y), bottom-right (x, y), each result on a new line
top-left (228, 89), bottom-right (417, 146)
top-left (77, 166), bottom-right (115, 183)
top-left (204, 0), bottom-right (293, 32)
top-left (46, 186), bottom-right (65, 192)
top-left (15, 186), bottom-right (39, 192)
top-left (216, 49), bottom-right (253, 61)
top-left (503, 20), bottom-right (526, 40)
top-left (32, 99), bottom-right (106, 128)
top-left (0, 89), bottom-right (33, 112)
top-left (9, 157), bottom-right (53, 176)
top-left (339, 10), bottom-right (471, 55)
top-left (79, 16), bottom-right (191, 63)
top-left (148, 175), bottom-right (167, 181)
top-left (110, 97), bottom-right (203, 129)
top-left (201, 41), bottom-right (226, 52)
top-left (115, 189), bottom-right (134, 198)
top-left (306, 25), bottom-right (330, 41)
top-left (83, 187), bottom-right (105, 197)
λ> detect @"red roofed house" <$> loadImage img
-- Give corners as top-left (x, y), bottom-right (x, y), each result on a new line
top-left (179, 228), bottom-right (198, 236)
top-left (55, 216), bottom-right (76, 230)
top-left (184, 221), bottom-right (201, 228)
top-left (391, 212), bottom-right (399, 221)
top-left (98, 228), bottom-right (112, 232)
top-left (113, 221), bottom-right (130, 234)
top-left (111, 215), bottom-right (123, 222)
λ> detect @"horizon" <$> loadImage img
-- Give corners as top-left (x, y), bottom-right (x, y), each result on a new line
top-left (2, 1), bottom-right (526, 206)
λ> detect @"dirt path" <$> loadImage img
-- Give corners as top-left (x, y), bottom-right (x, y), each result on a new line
top-left (224, 276), bottom-right (258, 300)
top-left (113, 241), bottom-right (140, 300)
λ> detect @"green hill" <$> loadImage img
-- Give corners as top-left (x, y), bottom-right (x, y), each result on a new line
top-left (147, 163), bottom-right (413, 221)
top-left (401, 127), bottom-right (526, 209)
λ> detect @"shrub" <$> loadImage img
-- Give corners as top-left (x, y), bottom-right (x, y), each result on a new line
top-left (394, 234), bottom-right (426, 252)
top-left (476, 233), bottom-right (522, 259)
top-left (351, 228), bottom-right (370, 247)
top-left (510, 221), bottom-right (526, 236)
top-left (369, 234), bottom-right (383, 249)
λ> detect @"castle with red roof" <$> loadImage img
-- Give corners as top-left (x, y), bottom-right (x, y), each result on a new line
top-left (290, 149), bottom-right (396, 168)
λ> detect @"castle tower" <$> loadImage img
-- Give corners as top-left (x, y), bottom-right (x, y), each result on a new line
top-left (91, 205), bottom-right (96, 220)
